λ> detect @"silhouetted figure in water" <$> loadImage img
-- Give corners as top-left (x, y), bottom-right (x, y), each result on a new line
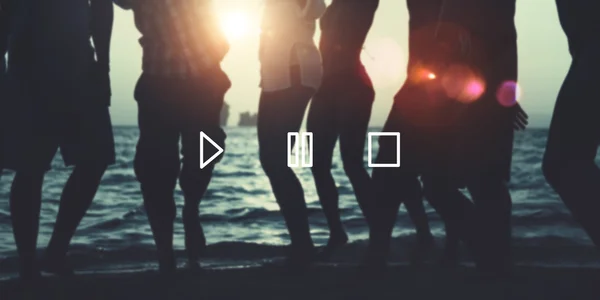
top-left (543, 1), bottom-right (600, 250)
top-left (422, 0), bottom-right (528, 268)
top-left (113, 0), bottom-right (230, 273)
top-left (258, 0), bottom-right (325, 267)
top-left (2, 0), bottom-right (115, 280)
top-left (306, 0), bottom-right (433, 261)
top-left (367, 0), bottom-right (526, 275)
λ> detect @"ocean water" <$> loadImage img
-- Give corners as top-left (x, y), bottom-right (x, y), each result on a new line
top-left (0, 127), bottom-right (598, 277)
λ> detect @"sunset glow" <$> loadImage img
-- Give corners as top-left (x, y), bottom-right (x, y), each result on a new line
top-left (361, 37), bottom-right (407, 88)
top-left (219, 11), bottom-right (255, 41)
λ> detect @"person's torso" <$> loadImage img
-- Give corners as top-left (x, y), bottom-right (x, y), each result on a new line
top-left (406, 0), bottom-right (516, 72)
top-left (319, 0), bottom-right (375, 76)
top-left (131, 0), bottom-right (229, 77)
top-left (259, 0), bottom-right (323, 92)
top-left (8, 0), bottom-right (93, 78)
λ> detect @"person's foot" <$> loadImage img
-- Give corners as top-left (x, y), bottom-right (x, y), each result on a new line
top-left (409, 233), bottom-right (435, 265)
top-left (359, 248), bottom-right (387, 276)
top-left (185, 224), bottom-right (207, 262)
top-left (40, 255), bottom-right (75, 277)
top-left (285, 246), bottom-right (317, 268)
top-left (185, 260), bottom-right (204, 274)
top-left (19, 267), bottom-right (42, 283)
top-left (265, 245), bottom-right (316, 271)
top-left (315, 232), bottom-right (349, 262)
top-left (476, 260), bottom-right (514, 282)
top-left (438, 245), bottom-right (459, 268)
top-left (158, 250), bottom-right (177, 275)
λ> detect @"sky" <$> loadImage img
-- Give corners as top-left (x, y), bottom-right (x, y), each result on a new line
top-left (108, 0), bottom-right (570, 127)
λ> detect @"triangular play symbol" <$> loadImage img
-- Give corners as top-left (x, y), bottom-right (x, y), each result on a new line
top-left (200, 131), bottom-right (224, 169)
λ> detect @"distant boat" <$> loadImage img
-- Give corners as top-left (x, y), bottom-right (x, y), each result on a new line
top-left (220, 102), bottom-right (230, 126)
top-left (238, 111), bottom-right (258, 127)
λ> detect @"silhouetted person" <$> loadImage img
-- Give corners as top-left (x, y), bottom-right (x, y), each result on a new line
top-left (113, 0), bottom-right (230, 273)
top-left (543, 1), bottom-right (600, 249)
top-left (307, 0), bottom-right (434, 261)
top-left (367, 0), bottom-right (525, 275)
top-left (2, 0), bottom-right (115, 280)
top-left (258, 0), bottom-right (326, 267)
top-left (421, 0), bottom-right (528, 268)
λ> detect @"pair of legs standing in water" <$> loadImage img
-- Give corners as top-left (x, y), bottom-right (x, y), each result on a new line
top-left (258, 0), bottom-right (326, 265)
top-left (2, 0), bottom-right (115, 280)
top-left (260, 0), bottom-right (435, 263)
top-left (311, 0), bottom-right (434, 262)
top-left (368, 0), bottom-right (522, 275)
top-left (116, 0), bottom-right (231, 273)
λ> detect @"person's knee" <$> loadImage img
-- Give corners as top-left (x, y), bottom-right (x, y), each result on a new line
top-left (310, 158), bottom-right (332, 177)
top-left (341, 155), bottom-right (366, 178)
top-left (259, 151), bottom-right (289, 177)
top-left (134, 153), bottom-right (179, 193)
top-left (12, 171), bottom-right (45, 190)
top-left (179, 165), bottom-right (212, 198)
top-left (73, 162), bottom-right (109, 181)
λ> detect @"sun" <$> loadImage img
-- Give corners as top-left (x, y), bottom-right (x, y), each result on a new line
top-left (220, 11), bottom-right (253, 41)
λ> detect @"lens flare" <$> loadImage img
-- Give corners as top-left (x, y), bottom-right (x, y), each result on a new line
top-left (441, 64), bottom-right (485, 103)
top-left (427, 72), bottom-right (436, 80)
top-left (496, 81), bottom-right (521, 107)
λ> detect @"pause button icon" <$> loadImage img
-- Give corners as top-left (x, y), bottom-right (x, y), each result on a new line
top-left (287, 132), bottom-right (313, 168)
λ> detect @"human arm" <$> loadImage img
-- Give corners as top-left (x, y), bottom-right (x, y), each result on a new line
top-left (90, 0), bottom-right (114, 104)
top-left (300, 0), bottom-right (326, 20)
top-left (91, 0), bottom-right (113, 70)
top-left (512, 103), bottom-right (528, 131)
top-left (0, 0), bottom-right (9, 73)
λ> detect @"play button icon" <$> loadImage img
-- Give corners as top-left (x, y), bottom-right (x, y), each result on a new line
top-left (200, 131), bottom-right (224, 169)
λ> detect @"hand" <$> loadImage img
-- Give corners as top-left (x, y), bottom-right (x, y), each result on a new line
top-left (90, 62), bottom-right (111, 106)
top-left (512, 103), bottom-right (528, 131)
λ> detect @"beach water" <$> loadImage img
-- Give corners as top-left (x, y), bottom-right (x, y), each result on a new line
top-left (0, 127), bottom-right (598, 278)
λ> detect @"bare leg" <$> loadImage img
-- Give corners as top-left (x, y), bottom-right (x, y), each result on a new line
top-left (307, 90), bottom-right (347, 257)
top-left (10, 172), bottom-right (45, 280)
top-left (542, 0), bottom-right (600, 250)
top-left (134, 102), bottom-right (181, 274)
top-left (468, 178), bottom-right (512, 275)
top-left (43, 163), bottom-right (107, 275)
top-left (179, 124), bottom-right (225, 267)
top-left (258, 86), bottom-right (315, 266)
top-left (422, 176), bottom-right (476, 267)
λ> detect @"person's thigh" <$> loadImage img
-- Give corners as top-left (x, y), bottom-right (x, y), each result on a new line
top-left (132, 75), bottom-right (181, 188)
top-left (258, 86), bottom-right (315, 164)
top-left (179, 76), bottom-right (227, 174)
top-left (544, 47), bottom-right (600, 165)
top-left (338, 79), bottom-right (374, 164)
top-left (307, 82), bottom-right (339, 170)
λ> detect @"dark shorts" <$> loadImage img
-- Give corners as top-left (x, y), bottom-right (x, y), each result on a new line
top-left (1, 69), bottom-right (115, 172)
top-left (133, 70), bottom-right (229, 186)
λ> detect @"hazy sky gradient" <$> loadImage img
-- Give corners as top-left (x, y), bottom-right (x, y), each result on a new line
top-left (108, 0), bottom-right (569, 127)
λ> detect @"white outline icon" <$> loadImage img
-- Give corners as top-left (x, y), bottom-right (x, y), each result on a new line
top-left (200, 131), bottom-right (224, 169)
top-left (368, 132), bottom-right (400, 168)
top-left (287, 132), bottom-right (313, 168)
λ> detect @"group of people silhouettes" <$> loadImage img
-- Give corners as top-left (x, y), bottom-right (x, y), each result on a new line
top-left (0, 0), bottom-right (598, 283)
